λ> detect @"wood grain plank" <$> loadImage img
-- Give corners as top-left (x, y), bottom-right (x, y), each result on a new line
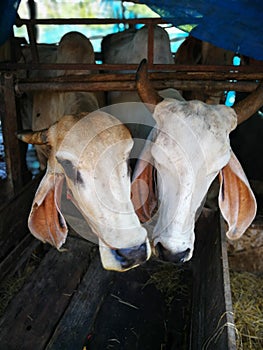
top-left (0, 175), bottom-right (42, 262)
top-left (190, 209), bottom-right (237, 349)
top-left (46, 254), bottom-right (114, 350)
top-left (0, 233), bottom-right (41, 280)
top-left (0, 237), bottom-right (96, 350)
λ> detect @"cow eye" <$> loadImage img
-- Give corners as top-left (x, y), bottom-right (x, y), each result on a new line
top-left (76, 169), bottom-right (84, 185)
top-left (56, 157), bottom-right (84, 185)
top-left (56, 158), bottom-right (76, 182)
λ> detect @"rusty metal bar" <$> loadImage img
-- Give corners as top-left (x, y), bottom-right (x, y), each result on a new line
top-left (153, 80), bottom-right (259, 92)
top-left (15, 79), bottom-right (258, 93)
top-left (26, 22), bottom-right (39, 63)
top-left (10, 16), bottom-right (263, 82)
top-left (14, 71), bottom-right (263, 84)
top-left (15, 17), bottom-right (169, 26)
top-left (1, 61), bottom-right (263, 74)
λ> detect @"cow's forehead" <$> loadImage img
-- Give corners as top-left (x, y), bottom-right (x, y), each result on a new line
top-left (49, 112), bottom-right (131, 144)
top-left (51, 112), bottom-right (133, 166)
top-left (154, 99), bottom-right (237, 133)
top-left (153, 99), bottom-right (237, 150)
top-left (152, 99), bottom-right (237, 174)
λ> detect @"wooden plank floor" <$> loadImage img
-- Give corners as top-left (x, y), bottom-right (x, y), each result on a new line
top-left (0, 178), bottom-right (236, 350)
top-left (0, 234), bottom-right (192, 350)
top-left (0, 237), bottom-right (99, 349)
top-left (84, 262), bottom-right (192, 350)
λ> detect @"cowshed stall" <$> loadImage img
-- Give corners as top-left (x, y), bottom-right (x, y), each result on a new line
top-left (0, 1), bottom-right (262, 349)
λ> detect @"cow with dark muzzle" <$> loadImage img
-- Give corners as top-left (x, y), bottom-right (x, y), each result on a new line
top-left (18, 111), bottom-right (151, 271)
top-left (131, 59), bottom-right (260, 264)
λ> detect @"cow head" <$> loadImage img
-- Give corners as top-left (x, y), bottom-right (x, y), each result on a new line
top-left (131, 59), bottom-right (260, 263)
top-left (17, 112), bottom-right (151, 271)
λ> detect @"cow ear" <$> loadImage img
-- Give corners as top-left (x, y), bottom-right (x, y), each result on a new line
top-left (131, 159), bottom-right (158, 223)
top-left (28, 172), bottom-right (68, 249)
top-left (218, 150), bottom-right (257, 240)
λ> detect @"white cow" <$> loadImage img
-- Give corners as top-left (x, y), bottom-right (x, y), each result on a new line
top-left (102, 24), bottom-right (174, 106)
top-left (131, 59), bottom-right (259, 263)
top-left (31, 31), bottom-right (100, 168)
top-left (17, 112), bottom-right (151, 272)
top-left (101, 25), bottom-right (176, 161)
top-left (16, 33), bottom-right (151, 272)
top-left (102, 24), bottom-right (174, 67)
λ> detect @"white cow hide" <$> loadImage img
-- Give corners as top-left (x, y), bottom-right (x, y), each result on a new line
top-left (18, 112), bottom-right (151, 271)
top-left (132, 98), bottom-right (257, 262)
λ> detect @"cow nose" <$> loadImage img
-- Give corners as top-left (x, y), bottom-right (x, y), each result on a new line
top-left (156, 243), bottom-right (190, 264)
top-left (111, 243), bottom-right (148, 269)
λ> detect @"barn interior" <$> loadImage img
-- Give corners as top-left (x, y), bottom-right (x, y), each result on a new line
top-left (0, 1), bottom-right (262, 349)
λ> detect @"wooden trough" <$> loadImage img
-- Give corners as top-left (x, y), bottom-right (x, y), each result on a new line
top-left (0, 177), bottom-right (236, 350)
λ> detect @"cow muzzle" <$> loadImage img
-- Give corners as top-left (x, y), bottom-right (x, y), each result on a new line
top-left (99, 238), bottom-right (151, 271)
top-left (155, 243), bottom-right (191, 264)
top-left (111, 243), bottom-right (148, 269)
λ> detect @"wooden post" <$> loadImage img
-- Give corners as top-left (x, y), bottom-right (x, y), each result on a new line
top-left (1, 73), bottom-right (24, 195)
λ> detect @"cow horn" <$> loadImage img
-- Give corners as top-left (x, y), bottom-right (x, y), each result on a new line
top-left (16, 129), bottom-right (48, 145)
top-left (233, 81), bottom-right (263, 124)
top-left (136, 59), bottom-right (163, 112)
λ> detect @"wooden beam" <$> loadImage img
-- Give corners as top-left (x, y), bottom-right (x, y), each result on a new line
top-left (0, 73), bottom-right (24, 195)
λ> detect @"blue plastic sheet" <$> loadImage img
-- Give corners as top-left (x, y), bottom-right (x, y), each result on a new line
top-left (142, 0), bottom-right (263, 60)
top-left (1, 0), bottom-right (263, 60)
top-left (0, 0), bottom-right (21, 45)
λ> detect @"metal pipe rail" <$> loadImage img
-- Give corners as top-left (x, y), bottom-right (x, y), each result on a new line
top-left (13, 17), bottom-right (172, 68)
top-left (0, 16), bottom-right (262, 82)
top-left (13, 77), bottom-right (259, 94)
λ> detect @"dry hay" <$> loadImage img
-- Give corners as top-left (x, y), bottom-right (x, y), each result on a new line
top-left (144, 262), bottom-right (190, 309)
top-left (230, 270), bottom-right (263, 349)
top-left (228, 210), bottom-right (263, 348)
top-left (228, 216), bottom-right (263, 273)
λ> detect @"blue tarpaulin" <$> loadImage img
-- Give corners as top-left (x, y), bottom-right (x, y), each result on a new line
top-left (0, 0), bottom-right (21, 45)
top-left (0, 0), bottom-right (263, 60)
top-left (141, 0), bottom-right (263, 60)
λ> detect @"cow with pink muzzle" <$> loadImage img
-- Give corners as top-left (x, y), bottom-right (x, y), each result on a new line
top-left (131, 59), bottom-right (260, 264)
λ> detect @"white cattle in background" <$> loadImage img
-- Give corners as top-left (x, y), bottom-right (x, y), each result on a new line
top-left (31, 31), bottom-right (102, 168)
top-left (131, 59), bottom-right (260, 264)
top-left (1, 32), bottom-right (101, 168)
top-left (19, 44), bottom-right (59, 134)
top-left (101, 25), bottom-right (177, 161)
top-left (102, 24), bottom-right (174, 106)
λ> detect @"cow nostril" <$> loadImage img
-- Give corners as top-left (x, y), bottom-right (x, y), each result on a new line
top-left (156, 243), bottom-right (190, 264)
top-left (112, 243), bottom-right (148, 269)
